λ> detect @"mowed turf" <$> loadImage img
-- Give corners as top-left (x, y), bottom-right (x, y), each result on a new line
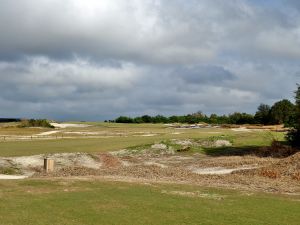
top-left (0, 179), bottom-right (299, 225)
top-left (0, 123), bottom-right (285, 157)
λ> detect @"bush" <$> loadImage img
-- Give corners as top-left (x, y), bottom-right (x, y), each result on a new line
top-left (256, 141), bottom-right (298, 158)
top-left (287, 85), bottom-right (300, 147)
top-left (18, 119), bottom-right (54, 128)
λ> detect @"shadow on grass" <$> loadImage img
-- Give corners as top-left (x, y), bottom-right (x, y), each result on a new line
top-left (202, 145), bottom-right (263, 157)
top-left (202, 140), bottom-right (299, 158)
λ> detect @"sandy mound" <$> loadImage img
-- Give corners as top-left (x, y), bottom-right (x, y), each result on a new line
top-left (50, 123), bottom-right (91, 128)
top-left (263, 152), bottom-right (300, 179)
top-left (241, 152), bottom-right (300, 180)
top-left (0, 153), bottom-right (102, 179)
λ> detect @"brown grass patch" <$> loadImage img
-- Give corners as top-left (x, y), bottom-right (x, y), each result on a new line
top-left (258, 169), bottom-right (281, 179)
top-left (99, 153), bottom-right (121, 168)
top-left (292, 172), bottom-right (300, 181)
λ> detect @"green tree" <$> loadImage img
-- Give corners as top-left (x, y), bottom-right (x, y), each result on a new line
top-left (228, 112), bottom-right (255, 124)
top-left (254, 104), bottom-right (271, 125)
top-left (169, 116), bottom-right (180, 123)
top-left (115, 116), bottom-right (133, 123)
top-left (209, 114), bottom-right (219, 124)
top-left (287, 85), bottom-right (300, 147)
top-left (152, 115), bottom-right (168, 123)
top-left (270, 99), bottom-right (295, 125)
top-left (141, 115), bottom-right (152, 123)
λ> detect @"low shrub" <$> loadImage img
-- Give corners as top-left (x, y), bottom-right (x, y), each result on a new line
top-left (18, 119), bottom-right (54, 128)
top-left (256, 141), bottom-right (298, 158)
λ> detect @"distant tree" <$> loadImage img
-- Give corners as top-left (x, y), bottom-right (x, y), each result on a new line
top-left (184, 114), bottom-right (199, 124)
top-left (287, 85), bottom-right (300, 147)
top-left (169, 116), bottom-right (180, 123)
top-left (270, 99), bottom-right (295, 126)
top-left (254, 104), bottom-right (271, 125)
top-left (115, 116), bottom-right (133, 123)
top-left (152, 115), bottom-right (168, 123)
top-left (133, 117), bottom-right (144, 123)
top-left (228, 112), bottom-right (255, 124)
top-left (218, 115), bottom-right (230, 124)
top-left (141, 115), bottom-right (152, 123)
top-left (209, 114), bottom-right (219, 124)
top-left (192, 111), bottom-right (205, 118)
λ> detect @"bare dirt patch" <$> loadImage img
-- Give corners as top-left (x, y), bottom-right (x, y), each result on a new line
top-left (99, 153), bottom-right (122, 168)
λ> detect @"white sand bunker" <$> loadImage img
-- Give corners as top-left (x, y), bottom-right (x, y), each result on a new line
top-left (139, 134), bottom-right (157, 137)
top-left (231, 127), bottom-right (251, 132)
top-left (0, 153), bottom-right (102, 179)
top-left (64, 131), bottom-right (100, 135)
top-left (161, 190), bottom-right (224, 200)
top-left (37, 130), bottom-right (60, 136)
top-left (144, 161), bottom-right (168, 168)
top-left (50, 123), bottom-right (91, 128)
top-left (189, 166), bottom-right (257, 175)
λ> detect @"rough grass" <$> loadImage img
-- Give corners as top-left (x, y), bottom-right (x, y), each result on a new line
top-left (0, 166), bottom-right (20, 175)
top-left (0, 179), bottom-right (299, 225)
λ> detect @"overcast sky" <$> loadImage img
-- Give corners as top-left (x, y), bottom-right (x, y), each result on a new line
top-left (0, 0), bottom-right (299, 120)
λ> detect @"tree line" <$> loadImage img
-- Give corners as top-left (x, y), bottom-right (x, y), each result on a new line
top-left (113, 85), bottom-right (300, 148)
top-left (113, 99), bottom-right (296, 126)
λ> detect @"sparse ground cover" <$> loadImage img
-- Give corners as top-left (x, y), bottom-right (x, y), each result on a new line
top-left (0, 179), bottom-right (299, 225)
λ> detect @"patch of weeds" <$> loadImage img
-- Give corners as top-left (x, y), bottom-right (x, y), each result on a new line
top-left (89, 153), bottom-right (101, 161)
top-left (193, 136), bottom-right (233, 147)
top-left (203, 135), bottom-right (233, 143)
top-left (188, 145), bottom-right (204, 153)
top-left (126, 143), bottom-right (153, 153)
top-left (0, 166), bottom-right (21, 175)
top-left (161, 140), bottom-right (181, 151)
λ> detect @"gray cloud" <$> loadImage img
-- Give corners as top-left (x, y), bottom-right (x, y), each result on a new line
top-left (0, 0), bottom-right (299, 120)
top-left (174, 66), bottom-right (236, 85)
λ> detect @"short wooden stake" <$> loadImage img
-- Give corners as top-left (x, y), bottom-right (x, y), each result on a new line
top-left (44, 158), bottom-right (54, 173)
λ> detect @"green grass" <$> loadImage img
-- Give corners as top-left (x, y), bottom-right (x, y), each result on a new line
top-left (0, 123), bottom-right (285, 157)
top-left (0, 179), bottom-right (299, 225)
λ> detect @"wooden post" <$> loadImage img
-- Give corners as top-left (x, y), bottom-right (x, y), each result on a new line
top-left (44, 158), bottom-right (54, 172)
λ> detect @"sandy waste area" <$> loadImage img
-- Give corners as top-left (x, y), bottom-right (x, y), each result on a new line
top-left (1, 139), bottom-right (299, 195)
